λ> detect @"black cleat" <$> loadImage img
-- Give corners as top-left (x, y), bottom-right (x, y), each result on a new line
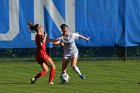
top-left (31, 78), bottom-right (36, 84)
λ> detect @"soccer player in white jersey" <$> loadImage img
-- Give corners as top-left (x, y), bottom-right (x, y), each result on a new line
top-left (54, 24), bottom-right (90, 81)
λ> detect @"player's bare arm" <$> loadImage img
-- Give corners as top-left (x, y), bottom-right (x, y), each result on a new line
top-left (79, 35), bottom-right (90, 40)
top-left (47, 38), bottom-right (58, 42)
top-left (53, 41), bottom-right (65, 47)
top-left (42, 32), bottom-right (47, 43)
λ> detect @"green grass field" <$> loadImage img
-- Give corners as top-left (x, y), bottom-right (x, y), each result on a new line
top-left (0, 60), bottom-right (140, 93)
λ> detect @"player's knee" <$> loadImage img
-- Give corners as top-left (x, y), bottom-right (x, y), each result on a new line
top-left (52, 64), bottom-right (56, 69)
top-left (44, 69), bottom-right (48, 73)
top-left (52, 67), bottom-right (56, 70)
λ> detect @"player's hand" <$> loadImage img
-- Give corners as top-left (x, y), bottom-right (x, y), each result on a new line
top-left (85, 37), bottom-right (91, 40)
top-left (53, 41), bottom-right (60, 47)
top-left (44, 32), bottom-right (47, 37)
top-left (61, 42), bottom-right (65, 46)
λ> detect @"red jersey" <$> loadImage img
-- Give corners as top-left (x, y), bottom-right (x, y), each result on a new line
top-left (35, 34), bottom-right (50, 64)
top-left (35, 34), bottom-right (46, 55)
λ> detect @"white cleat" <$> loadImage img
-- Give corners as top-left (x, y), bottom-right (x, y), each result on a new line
top-left (49, 82), bottom-right (54, 85)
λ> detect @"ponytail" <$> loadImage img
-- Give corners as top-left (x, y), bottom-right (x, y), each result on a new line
top-left (27, 22), bottom-right (39, 32)
top-left (27, 22), bottom-right (35, 32)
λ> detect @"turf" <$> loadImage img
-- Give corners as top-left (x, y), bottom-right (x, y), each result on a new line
top-left (0, 60), bottom-right (140, 93)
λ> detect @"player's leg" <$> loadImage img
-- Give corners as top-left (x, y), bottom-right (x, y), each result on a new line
top-left (31, 62), bottom-right (48, 84)
top-left (71, 56), bottom-right (81, 75)
top-left (59, 57), bottom-right (69, 84)
top-left (61, 57), bottom-right (69, 74)
top-left (71, 56), bottom-right (85, 79)
top-left (46, 57), bottom-right (56, 84)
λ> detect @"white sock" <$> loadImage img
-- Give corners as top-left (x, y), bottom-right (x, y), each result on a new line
top-left (72, 66), bottom-right (81, 76)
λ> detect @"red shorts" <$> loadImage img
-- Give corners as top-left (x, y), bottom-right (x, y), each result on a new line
top-left (36, 53), bottom-right (50, 64)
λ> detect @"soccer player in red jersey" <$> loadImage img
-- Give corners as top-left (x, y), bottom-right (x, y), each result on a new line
top-left (28, 22), bottom-right (57, 84)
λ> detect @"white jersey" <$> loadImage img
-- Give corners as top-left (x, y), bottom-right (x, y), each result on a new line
top-left (59, 33), bottom-right (79, 57)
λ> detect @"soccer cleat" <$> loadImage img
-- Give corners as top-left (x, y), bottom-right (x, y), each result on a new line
top-left (79, 74), bottom-right (85, 79)
top-left (31, 78), bottom-right (36, 84)
top-left (49, 82), bottom-right (54, 85)
top-left (59, 81), bottom-right (66, 84)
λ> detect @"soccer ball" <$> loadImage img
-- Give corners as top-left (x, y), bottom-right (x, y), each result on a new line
top-left (61, 73), bottom-right (70, 82)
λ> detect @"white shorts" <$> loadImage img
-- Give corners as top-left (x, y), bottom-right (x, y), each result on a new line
top-left (63, 52), bottom-right (78, 61)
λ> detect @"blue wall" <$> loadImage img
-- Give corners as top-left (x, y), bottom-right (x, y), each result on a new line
top-left (0, 0), bottom-right (140, 48)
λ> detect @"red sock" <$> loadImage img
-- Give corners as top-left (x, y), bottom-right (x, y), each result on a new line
top-left (34, 70), bottom-right (46, 80)
top-left (49, 69), bottom-right (55, 83)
